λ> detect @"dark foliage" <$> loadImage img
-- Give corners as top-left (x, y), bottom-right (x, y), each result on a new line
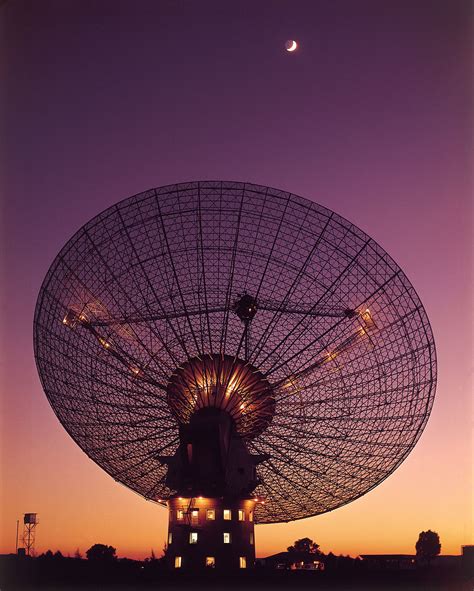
top-left (287, 537), bottom-right (321, 555)
top-left (416, 530), bottom-right (441, 562)
top-left (85, 543), bottom-right (117, 562)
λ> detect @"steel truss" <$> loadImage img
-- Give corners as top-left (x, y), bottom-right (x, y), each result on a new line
top-left (34, 181), bottom-right (437, 523)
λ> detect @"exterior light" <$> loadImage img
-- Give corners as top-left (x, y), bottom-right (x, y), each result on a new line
top-left (323, 351), bottom-right (337, 363)
top-left (361, 308), bottom-right (376, 330)
top-left (62, 310), bottom-right (78, 328)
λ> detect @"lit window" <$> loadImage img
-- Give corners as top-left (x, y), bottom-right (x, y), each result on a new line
top-left (174, 556), bottom-right (182, 568)
top-left (189, 532), bottom-right (198, 544)
top-left (223, 532), bottom-right (231, 544)
top-left (168, 532), bottom-right (173, 544)
top-left (239, 556), bottom-right (247, 569)
top-left (238, 509), bottom-right (244, 521)
top-left (205, 556), bottom-right (215, 568)
top-left (191, 509), bottom-right (199, 524)
top-left (177, 510), bottom-right (184, 521)
top-left (206, 509), bottom-right (215, 520)
top-left (249, 511), bottom-right (253, 522)
top-left (250, 532), bottom-right (254, 545)
top-left (223, 509), bottom-right (231, 520)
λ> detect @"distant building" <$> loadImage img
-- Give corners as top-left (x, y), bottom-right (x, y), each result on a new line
top-left (462, 546), bottom-right (474, 573)
top-left (434, 555), bottom-right (463, 568)
top-left (360, 554), bottom-right (462, 571)
top-left (259, 551), bottom-right (324, 571)
top-left (462, 546), bottom-right (473, 559)
top-left (360, 554), bottom-right (416, 570)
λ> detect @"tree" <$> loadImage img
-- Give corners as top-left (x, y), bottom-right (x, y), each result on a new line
top-left (85, 543), bottom-right (117, 562)
top-left (415, 530), bottom-right (441, 563)
top-left (144, 548), bottom-right (158, 564)
top-left (74, 548), bottom-right (82, 560)
top-left (287, 537), bottom-right (321, 555)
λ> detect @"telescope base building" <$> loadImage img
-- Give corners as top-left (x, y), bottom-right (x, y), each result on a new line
top-left (166, 496), bottom-right (257, 570)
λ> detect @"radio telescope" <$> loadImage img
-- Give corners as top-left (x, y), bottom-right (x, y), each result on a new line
top-left (34, 181), bottom-right (436, 570)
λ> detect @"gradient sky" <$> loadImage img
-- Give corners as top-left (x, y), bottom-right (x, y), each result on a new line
top-left (1, 0), bottom-right (472, 560)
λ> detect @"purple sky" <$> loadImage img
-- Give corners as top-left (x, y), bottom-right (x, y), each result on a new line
top-left (1, 1), bottom-right (472, 557)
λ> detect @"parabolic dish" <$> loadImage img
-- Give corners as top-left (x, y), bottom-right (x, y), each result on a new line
top-left (34, 181), bottom-right (436, 523)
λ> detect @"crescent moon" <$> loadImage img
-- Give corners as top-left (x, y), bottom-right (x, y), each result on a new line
top-left (286, 40), bottom-right (297, 52)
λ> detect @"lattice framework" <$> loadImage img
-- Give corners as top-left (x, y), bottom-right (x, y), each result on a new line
top-left (34, 181), bottom-right (436, 523)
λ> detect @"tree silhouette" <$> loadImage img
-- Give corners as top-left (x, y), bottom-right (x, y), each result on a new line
top-left (85, 543), bottom-right (117, 562)
top-left (416, 530), bottom-right (441, 563)
top-left (287, 537), bottom-right (321, 555)
top-left (144, 548), bottom-right (159, 564)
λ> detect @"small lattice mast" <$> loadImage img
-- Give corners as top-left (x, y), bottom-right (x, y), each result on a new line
top-left (34, 181), bottom-right (437, 570)
top-left (22, 513), bottom-right (38, 556)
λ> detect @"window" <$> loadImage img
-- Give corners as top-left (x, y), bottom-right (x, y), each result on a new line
top-left (223, 509), bottom-right (231, 520)
top-left (239, 556), bottom-right (247, 569)
top-left (223, 532), bottom-right (231, 544)
top-left (177, 509), bottom-right (184, 521)
top-left (174, 556), bottom-right (182, 568)
top-left (249, 532), bottom-right (254, 545)
top-left (249, 510), bottom-right (253, 522)
top-left (189, 532), bottom-right (198, 544)
top-left (238, 509), bottom-right (245, 521)
top-left (168, 532), bottom-right (173, 544)
top-left (205, 556), bottom-right (215, 568)
top-left (206, 509), bottom-right (215, 520)
top-left (191, 509), bottom-right (199, 524)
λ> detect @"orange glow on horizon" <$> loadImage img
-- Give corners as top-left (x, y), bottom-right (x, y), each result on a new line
top-left (1, 431), bottom-right (470, 561)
